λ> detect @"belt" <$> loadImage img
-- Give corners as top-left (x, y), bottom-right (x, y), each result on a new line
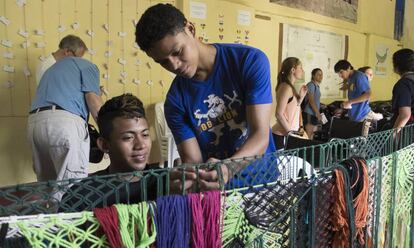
top-left (29, 105), bottom-right (64, 114)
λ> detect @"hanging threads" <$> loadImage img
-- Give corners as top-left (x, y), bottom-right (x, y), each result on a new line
top-left (188, 193), bottom-right (204, 248)
top-left (115, 203), bottom-right (156, 248)
top-left (93, 206), bottom-right (123, 248)
top-left (203, 190), bottom-right (222, 248)
top-left (157, 195), bottom-right (191, 247)
top-left (331, 158), bottom-right (369, 248)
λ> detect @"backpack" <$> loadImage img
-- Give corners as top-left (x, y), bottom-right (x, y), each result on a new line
top-left (300, 94), bottom-right (309, 110)
top-left (88, 124), bottom-right (104, 163)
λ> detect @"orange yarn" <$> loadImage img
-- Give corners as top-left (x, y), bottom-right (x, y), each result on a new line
top-left (331, 159), bottom-right (369, 248)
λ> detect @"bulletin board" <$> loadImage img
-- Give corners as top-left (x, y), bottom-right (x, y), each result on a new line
top-left (279, 23), bottom-right (348, 98)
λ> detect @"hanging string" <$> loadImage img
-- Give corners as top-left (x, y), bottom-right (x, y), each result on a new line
top-left (156, 195), bottom-right (191, 247)
top-left (21, 3), bottom-right (32, 104)
top-left (93, 206), bottom-right (123, 248)
top-left (203, 190), bottom-right (222, 248)
top-left (331, 158), bottom-right (369, 247)
top-left (115, 203), bottom-right (156, 248)
top-left (188, 193), bottom-right (204, 248)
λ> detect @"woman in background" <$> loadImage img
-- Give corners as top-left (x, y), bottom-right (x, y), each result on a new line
top-left (302, 68), bottom-right (323, 139)
top-left (272, 57), bottom-right (307, 149)
top-left (358, 66), bottom-right (374, 82)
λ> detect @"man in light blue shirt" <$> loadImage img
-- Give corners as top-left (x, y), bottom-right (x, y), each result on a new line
top-left (28, 57), bottom-right (103, 187)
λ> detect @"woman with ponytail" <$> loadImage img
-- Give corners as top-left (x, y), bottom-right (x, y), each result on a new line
top-left (272, 57), bottom-right (308, 149)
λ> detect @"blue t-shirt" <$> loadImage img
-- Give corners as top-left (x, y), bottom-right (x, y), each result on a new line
top-left (31, 57), bottom-right (100, 120)
top-left (347, 70), bottom-right (371, 121)
top-left (303, 81), bottom-right (321, 116)
top-left (165, 44), bottom-right (277, 186)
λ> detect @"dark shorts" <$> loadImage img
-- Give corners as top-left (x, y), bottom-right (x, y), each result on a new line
top-left (272, 133), bottom-right (286, 150)
top-left (303, 112), bottom-right (319, 126)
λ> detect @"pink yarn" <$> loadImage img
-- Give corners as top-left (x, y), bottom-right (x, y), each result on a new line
top-left (203, 190), bottom-right (222, 248)
top-left (189, 190), bottom-right (222, 248)
top-left (189, 193), bottom-right (205, 248)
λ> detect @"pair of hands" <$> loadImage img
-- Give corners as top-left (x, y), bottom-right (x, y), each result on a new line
top-left (169, 157), bottom-right (230, 194)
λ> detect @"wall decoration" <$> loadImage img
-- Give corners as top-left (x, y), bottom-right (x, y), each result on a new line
top-left (374, 44), bottom-right (389, 77)
top-left (270, 0), bottom-right (358, 23)
top-left (190, 1), bottom-right (207, 19)
top-left (0, 16), bottom-right (10, 25)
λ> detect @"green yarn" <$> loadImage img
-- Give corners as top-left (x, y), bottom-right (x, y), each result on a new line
top-left (15, 212), bottom-right (108, 248)
top-left (115, 203), bottom-right (156, 248)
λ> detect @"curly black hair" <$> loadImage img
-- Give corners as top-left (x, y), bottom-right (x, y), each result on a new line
top-left (392, 48), bottom-right (414, 75)
top-left (135, 3), bottom-right (187, 51)
top-left (97, 94), bottom-right (145, 139)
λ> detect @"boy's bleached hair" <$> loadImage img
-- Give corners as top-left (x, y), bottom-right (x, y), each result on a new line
top-left (97, 93), bottom-right (145, 139)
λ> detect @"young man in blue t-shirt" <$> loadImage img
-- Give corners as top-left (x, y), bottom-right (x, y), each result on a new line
top-left (334, 60), bottom-right (375, 135)
top-left (135, 3), bottom-right (276, 190)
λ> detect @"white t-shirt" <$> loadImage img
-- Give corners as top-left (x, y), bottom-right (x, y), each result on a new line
top-left (35, 54), bottom-right (56, 85)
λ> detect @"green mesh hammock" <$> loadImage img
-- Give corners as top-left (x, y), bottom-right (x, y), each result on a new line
top-left (222, 191), bottom-right (283, 248)
top-left (392, 146), bottom-right (414, 248)
top-left (16, 212), bottom-right (108, 247)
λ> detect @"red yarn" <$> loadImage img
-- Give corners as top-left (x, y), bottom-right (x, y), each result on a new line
top-left (93, 206), bottom-right (123, 248)
top-left (203, 191), bottom-right (222, 248)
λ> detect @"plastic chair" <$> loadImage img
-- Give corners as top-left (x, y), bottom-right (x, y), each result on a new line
top-left (154, 102), bottom-right (180, 168)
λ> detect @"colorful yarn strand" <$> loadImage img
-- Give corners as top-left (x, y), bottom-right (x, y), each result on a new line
top-left (188, 193), bottom-right (204, 248)
top-left (203, 190), bottom-right (222, 248)
top-left (115, 203), bottom-right (156, 248)
top-left (156, 195), bottom-right (191, 248)
top-left (93, 206), bottom-right (123, 248)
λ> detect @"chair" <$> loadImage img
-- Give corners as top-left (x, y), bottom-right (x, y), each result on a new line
top-left (154, 102), bottom-right (180, 168)
top-left (329, 117), bottom-right (365, 139)
top-left (285, 132), bottom-right (325, 168)
top-left (328, 117), bottom-right (367, 161)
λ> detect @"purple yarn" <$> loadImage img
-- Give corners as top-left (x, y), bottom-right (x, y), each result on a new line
top-left (156, 195), bottom-right (191, 247)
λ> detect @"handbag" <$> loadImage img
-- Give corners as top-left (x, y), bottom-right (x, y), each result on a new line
top-left (88, 124), bottom-right (104, 163)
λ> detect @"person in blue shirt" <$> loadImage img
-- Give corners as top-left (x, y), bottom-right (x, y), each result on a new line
top-left (28, 57), bottom-right (103, 187)
top-left (135, 3), bottom-right (276, 190)
top-left (334, 60), bottom-right (374, 135)
top-left (303, 68), bottom-right (323, 139)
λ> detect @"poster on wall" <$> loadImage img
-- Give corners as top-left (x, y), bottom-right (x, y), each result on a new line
top-left (270, 0), bottom-right (358, 23)
top-left (374, 44), bottom-right (389, 77)
top-left (190, 1), bottom-right (207, 19)
top-left (280, 23), bottom-right (348, 98)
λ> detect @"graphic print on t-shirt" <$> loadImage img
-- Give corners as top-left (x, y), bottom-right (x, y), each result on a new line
top-left (193, 90), bottom-right (247, 157)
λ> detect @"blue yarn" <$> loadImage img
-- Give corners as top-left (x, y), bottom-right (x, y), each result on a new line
top-left (156, 195), bottom-right (191, 248)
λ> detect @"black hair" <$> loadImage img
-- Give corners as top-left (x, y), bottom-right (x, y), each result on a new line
top-left (135, 3), bottom-right (187, 51)
top-left (392, 48), bottom-right (414, 75)
top-left (311, 68), bottom-right (322, 81)
top-left (97, 94), bottom-right (146, 139)
top-left (334, 60), bottom-right (353, 73)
